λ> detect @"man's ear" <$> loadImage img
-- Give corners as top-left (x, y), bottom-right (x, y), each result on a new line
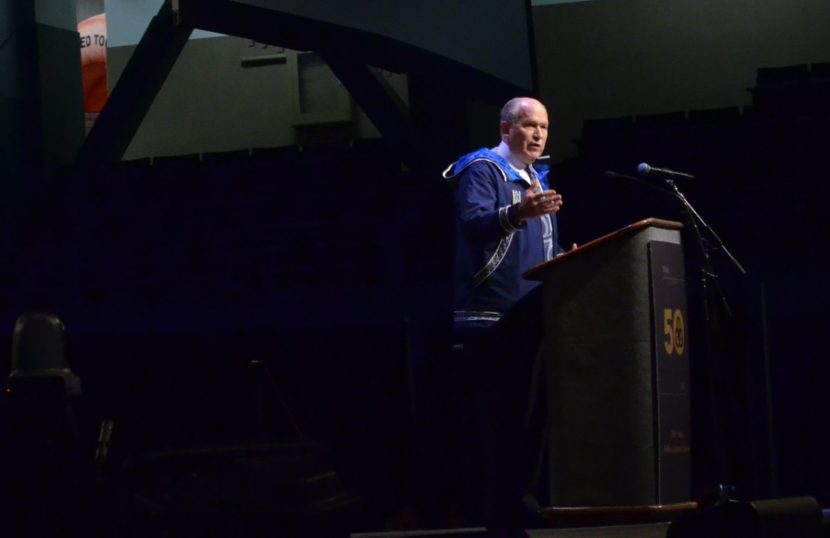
top-left (499, 121), bottom-right (510, 141)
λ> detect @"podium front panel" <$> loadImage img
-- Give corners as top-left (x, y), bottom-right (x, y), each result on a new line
top-left (541, 225), bottom-right (686, 507)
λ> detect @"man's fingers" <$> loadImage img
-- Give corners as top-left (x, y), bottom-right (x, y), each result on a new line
top-left (544, 191), bottom-right (562, 209)
top-left (527, 186), bottom-right (565, 216)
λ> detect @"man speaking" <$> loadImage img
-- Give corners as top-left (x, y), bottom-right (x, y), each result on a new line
top-left (443, 97), bottom-right (570, 536)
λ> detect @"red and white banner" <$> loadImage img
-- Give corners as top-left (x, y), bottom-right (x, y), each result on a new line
top-left (79, 13), bottom-right (108, 131)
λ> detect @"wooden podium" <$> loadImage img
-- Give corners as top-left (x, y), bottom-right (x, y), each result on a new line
top-left (524, 218), bottom-right (692, 511)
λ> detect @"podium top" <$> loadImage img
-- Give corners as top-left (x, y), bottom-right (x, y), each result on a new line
top-left (523, 218), bottom-right (683, 281)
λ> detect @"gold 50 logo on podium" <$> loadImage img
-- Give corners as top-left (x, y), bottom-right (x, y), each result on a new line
top-left (663, 308), bottom-right (685, 356)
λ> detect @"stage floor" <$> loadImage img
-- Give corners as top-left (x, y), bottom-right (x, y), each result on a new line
top-left (351, 522), bottom-right (670, 538)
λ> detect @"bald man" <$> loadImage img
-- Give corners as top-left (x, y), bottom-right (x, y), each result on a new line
top-left (444, 97), bottom-right (569, 535)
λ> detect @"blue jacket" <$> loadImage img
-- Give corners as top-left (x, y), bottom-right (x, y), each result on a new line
top-left (444, 148), bottom-right (564, 322)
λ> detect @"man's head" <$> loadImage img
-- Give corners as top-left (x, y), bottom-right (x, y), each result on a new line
top-left (500, 97), bottom-right (549, 165)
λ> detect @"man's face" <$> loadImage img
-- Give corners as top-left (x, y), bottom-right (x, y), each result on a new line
top-left (501, 99), bottom-right (549, 165)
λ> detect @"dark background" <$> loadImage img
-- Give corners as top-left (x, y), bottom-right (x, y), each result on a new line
top-left (1, 0), bottom-right (829, 532)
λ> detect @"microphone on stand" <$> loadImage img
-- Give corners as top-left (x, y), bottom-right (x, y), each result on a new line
top-left (604, 169), bottom-right (670, 195)
top-left (637, 162), bottom-right (695, 180)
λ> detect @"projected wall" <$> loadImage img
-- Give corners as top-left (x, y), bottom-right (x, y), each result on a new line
top-left (104, 0), bottom-right (222, 46)
top-left (225, 0), bottom-right (534, 91)
top-left (166, 0), bottom-right (535, 95)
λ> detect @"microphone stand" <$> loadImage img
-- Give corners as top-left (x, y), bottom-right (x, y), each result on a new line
top-left (660, 176), bottom-right (747, 506)
top-left (608, 168), bottom-right (758, 503)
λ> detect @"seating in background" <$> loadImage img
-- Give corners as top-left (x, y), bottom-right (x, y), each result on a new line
top-left (7, 311), bottom-right (81, 396)
top-left (2, 312), bottom-right (86, 534)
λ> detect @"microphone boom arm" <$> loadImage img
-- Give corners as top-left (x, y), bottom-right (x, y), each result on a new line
top-left (663, 179), bottom-right (747, 276)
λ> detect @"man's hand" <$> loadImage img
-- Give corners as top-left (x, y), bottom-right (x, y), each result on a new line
top-left (517, 178), bottom-right (563, 222)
